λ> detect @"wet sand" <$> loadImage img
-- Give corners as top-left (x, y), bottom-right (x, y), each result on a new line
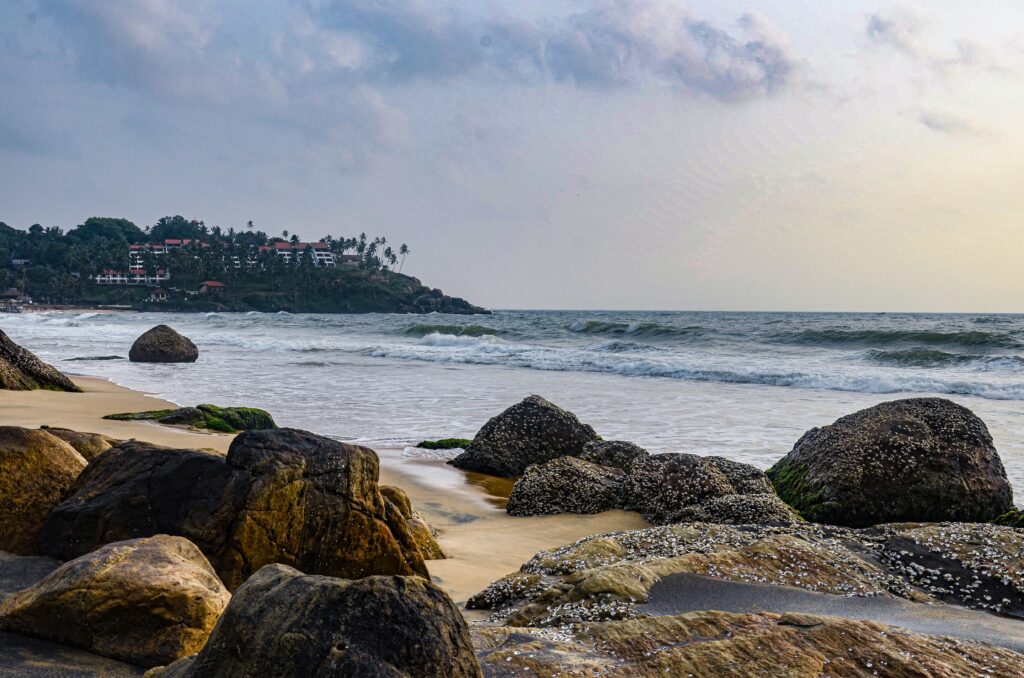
top-left (0, 376), bottom-right (648, 608)
top-left (643, 572), bottom-right (1024, 653)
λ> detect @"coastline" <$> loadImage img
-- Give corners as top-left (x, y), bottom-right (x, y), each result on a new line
top-left (0, 376), bottom-right (647, 607)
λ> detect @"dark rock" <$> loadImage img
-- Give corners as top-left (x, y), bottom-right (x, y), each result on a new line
top-left (104, 405), bottom-right (276, 433)
top-left (128, 326), bottom-right (198, 363)
top-left (767, 398), bottom-right (1014, 527)
top-left (0, 536), bottom-right (229, 668)
top-left (41, 429), bottom-right (427, 590)
top-left (994, 508), bottom-right (1024, 528)
top-left (506, 457), bottom-right (625, 516)
top-left (669, 494), bottom-right (799, 524)
top-left (623, 453), bottom-right (789, 525)
top-left (146, 564), bottom-right (482, 678)
top-left (380, 485), bottom-right (445, 561)
top-left (580, 440), bottom-right (649, 473)
top-left (450, 395), bottom-right (598, 477)
top-left (0, 630), bottom-right (143, 677)
top-left (38, 427), bottom-right (119, 462)
top-left (0, 427), bottom-right (87, 554)
top-left (0, 330), bottom-right (80, 392)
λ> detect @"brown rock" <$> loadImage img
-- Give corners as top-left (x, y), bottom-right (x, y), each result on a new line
top-left (42, 429), bottom-right (427, 589)
top-left (147, 564), bottom-right (481, 678)
top-left (39, 427), bottom-right (119, 462)
top-left (0, 536), bottom-right (229, 668)
top-left (0, 330), bottom-right (80, 392)
top-left (0, 427), bottom-right (86, 555)
top-left (381, 485), bottom-right (446, 560)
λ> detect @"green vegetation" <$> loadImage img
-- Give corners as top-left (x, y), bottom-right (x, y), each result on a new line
top-left (765, 461), bottom-right (820, 520)
top-left (416, 438), bottom-right (473, 450)
top-left (104, 404), bottom-right (277, 433)
top-left (0, 215), bottom-right (487, 314)
top-left (992, 508), bottom-right (1024, 528)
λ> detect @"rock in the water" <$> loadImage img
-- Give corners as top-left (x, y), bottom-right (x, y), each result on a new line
top-left (767, 398), bottom-right (1014, 527)
top-left (623, 453), bottom-right (787, 525)
top-left (128, 325), bottom-right (198, 363)
top-left (0, 536), bottom-right (229, 668)
top-left (380, 485), bottom-right (445, 560)
top-left (41, 429), bottom-right (427, 589)
top-left (449, 395), bottom-right (598, 477)
top-left (39, 427), bottom-right (119, 462)
top-left (0, 329), bottom-right (80, 392)
top-left (506, 456), bottom-right (625, 516)
top-left (580, 439), bottom-right (649, 473)
top-left (474, 610), bottom-right (1024, 677)
top-left (146, 564), bottom-right (481, 678)
top-left (0, 427), bottom-right (87, 554)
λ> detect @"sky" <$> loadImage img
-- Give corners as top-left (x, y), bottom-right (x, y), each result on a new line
top-left (1, 1), bottom-right (1023, 312)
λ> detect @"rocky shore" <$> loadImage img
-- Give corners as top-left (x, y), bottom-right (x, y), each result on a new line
top-left (0, 334), bottom-right (1021, 676)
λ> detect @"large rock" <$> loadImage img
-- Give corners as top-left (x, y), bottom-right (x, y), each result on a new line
top-left (475, 611), bottom-right (1024, 677)
top-left (0, 329), bottom-right (80, 392)
top-left (0, 536), bottom-right (229, 668)
top-left (580, 439), bottom-right (649, 473)
top-left (128, 325), bottom-right (198, 363)
top-left (40, 426), bottom-right (119, 462)
top-left (380, 485), bottom-right (445, 561)
top-left (41, 429), bottom-right (427, 590)
top-left (0, 427), bottom-right (87, 554)
top-left (767, 398), bottom-right (1014, 527)
top-left (506, 456), bottom-right (625, 516)
top-left (449, 395), bottom-right (598, 477)
top-left (147, 564), bottom-right (481, 678)
top-left (469, 521), bottom-right (1024, 627)
top-left (623, 453), bottom-right (796, 525)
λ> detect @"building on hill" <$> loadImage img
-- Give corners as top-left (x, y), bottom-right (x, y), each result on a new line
top-left (129, 239), bottom-right (208, 268)
top-left (199, 280), bottom-right (226, 295)
top-left (92, 269), bottom-right (170, 285)
top-left (338, 254), bottom-right (361, 265)
top-left (147, 288), bottom-right (168, 302)
top-left (265, 241), bottom-right (337, 267)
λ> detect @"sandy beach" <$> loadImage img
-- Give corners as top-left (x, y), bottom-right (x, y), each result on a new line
top-left (0, 375), bottom-right (647, 608)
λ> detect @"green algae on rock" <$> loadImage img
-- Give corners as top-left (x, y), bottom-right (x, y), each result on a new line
top-left (104, 404), bottom-right (276, 433)
top-left (416, 438), bottom-right (472, 449)
top-left (767, 398), bottom-right (1013, 527)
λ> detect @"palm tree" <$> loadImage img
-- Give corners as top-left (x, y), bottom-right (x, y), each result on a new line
top-left (398, 244), bottom-right (409, 272)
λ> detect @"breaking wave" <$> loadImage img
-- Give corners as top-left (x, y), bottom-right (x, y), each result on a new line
top-left (403, 323), bottom-right (503, 337)
top-left (567, 320), bottom-right (705, 339)
top-left (776, 329), bottom-right (1022, 349)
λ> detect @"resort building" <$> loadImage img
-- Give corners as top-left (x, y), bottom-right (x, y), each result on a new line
top-left (199, 280), bottom-right (226, 295)
top-left (129, 239), bottom-right (208, 267)
top-left (147, 288), bottom-right (168, 302)
top-left (261, 242), bottom-right (337, 267)
top-left (92, 269), bottom-right (170, 285)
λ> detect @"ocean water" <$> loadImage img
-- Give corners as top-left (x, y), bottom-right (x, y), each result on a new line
top-left (3, 310), bottom-right (1023, 498)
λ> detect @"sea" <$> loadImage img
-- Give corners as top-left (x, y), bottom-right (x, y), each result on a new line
top-left (3, 310), bottom-right (1023, 497)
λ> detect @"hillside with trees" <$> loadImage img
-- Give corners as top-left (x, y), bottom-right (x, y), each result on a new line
top-left (0, 216), bottom-right (487, 314)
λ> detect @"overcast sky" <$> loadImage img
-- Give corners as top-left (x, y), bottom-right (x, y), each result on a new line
top-left (2, 1), bottom-right (1022, 311)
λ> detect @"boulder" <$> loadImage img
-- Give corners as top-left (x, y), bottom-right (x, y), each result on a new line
top-left (767, 398), bottom-right (1014, 527)
top-left (41, 429), bottom-right (427, 590)
top-left (449, 395), bottom-right (598, 477)
top-left (104, 405), bottom-right (276, 433)
top-left (0, 329), bottom-right (80, 392)
top-left (506, 456), bottom-right (625, 516)
top-left (146, 564), bottom-right (481, 678)
top-left (0, 536), bottom-right (229, 668)
top-left (380, 485), bottom-right (445, 560)
top-left (40, 426), bottom-right (119, 461)
top-left (670, 494), bottom-right (800, 524)
top-left (475, 610), bottom-right (1024, 677)
top-left (0, 427), bottom-right (87, 554)
top-left (623, 453), bottom-right (785, 525)
top-left (580, 439), bottom-right (649, 473)
top-left (128, 325), bottom-right (198, 363)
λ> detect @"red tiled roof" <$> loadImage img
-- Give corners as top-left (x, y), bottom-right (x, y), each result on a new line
top-left (201, 280), bottom-right (226, 287)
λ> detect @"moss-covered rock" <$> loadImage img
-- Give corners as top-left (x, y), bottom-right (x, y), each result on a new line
top-left (0, 536), bottom-right (229, 668)
top-left (104, 405), bottom-right (276, 433)
top-left (0, 427), bottom-right (87, 555)
top-left (767, 398), bottom-right (1013, 527)
top-left (994, 508), bottom-right (1024, 528)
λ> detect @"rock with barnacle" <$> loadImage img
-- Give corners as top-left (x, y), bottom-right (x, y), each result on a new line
top-left (767, 398), bottom-right (1014, 527)
top-left (506, 456), bottom-right (625, 516)
top-left (449, 395), bottom-right (598, 477)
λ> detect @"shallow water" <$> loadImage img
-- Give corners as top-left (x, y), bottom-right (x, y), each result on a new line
top-left (3, 309), bottom-right (1022, 497)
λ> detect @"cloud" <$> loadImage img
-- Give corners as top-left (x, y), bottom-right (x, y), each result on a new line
top-left (865, 9), bottom-right (1006, 77)
top-left (916, 109), bottom-right (989, 136)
